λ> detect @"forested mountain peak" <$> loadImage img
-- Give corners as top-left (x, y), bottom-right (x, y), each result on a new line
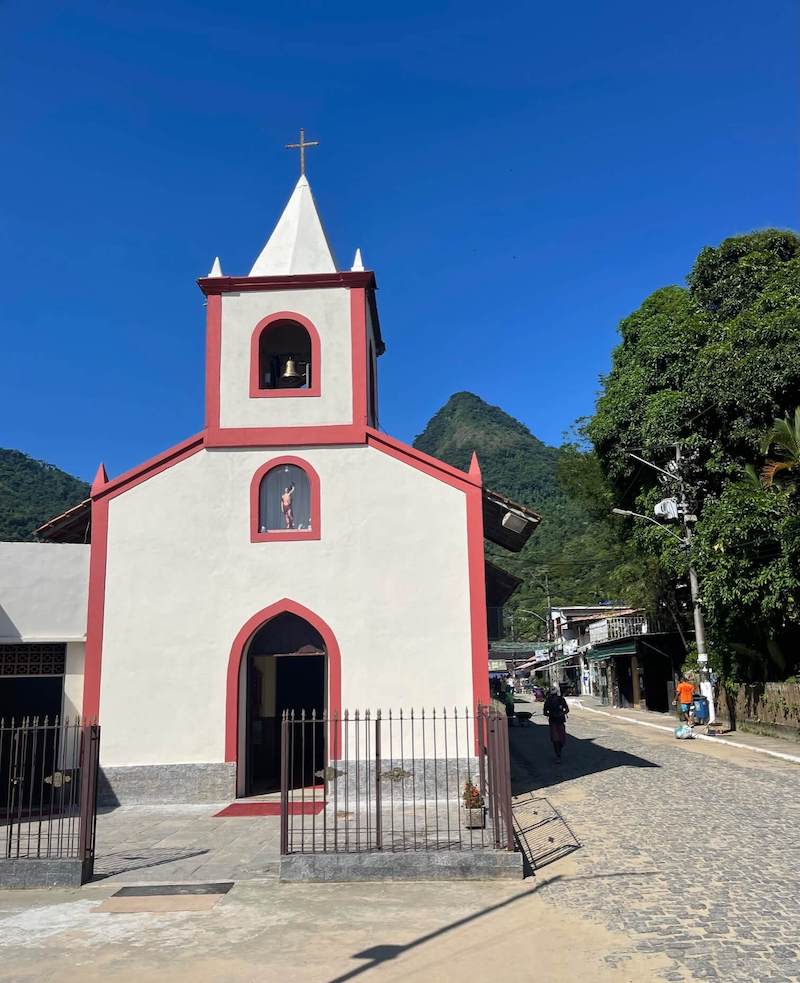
top-left (0, 449), bottom-right (89, 542)
top-left (414, 393), bottom-right (624, 616)
top-left (414, 392), bottom-right (561, 508)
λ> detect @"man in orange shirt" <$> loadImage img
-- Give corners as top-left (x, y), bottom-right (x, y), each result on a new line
top-left (675, 676), bottom-right (695, 722)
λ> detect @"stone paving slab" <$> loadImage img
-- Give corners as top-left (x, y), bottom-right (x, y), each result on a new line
top-left (510, 708), bottom-right (800, 983)
top-left (90, 802), bottom-right (282, 883)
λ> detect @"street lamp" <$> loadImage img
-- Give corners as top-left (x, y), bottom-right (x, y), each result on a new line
top-left (611, 508), bottom-right (688, 547)
top-left (516, 607), bottom-right (548, 626)
top-left (615, 449), bottom-right (714, 718)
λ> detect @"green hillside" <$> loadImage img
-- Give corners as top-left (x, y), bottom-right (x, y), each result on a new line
top-left (413, 392), bottom-right (624, 629)
top-left (0, 449), bottom-right (89, 541)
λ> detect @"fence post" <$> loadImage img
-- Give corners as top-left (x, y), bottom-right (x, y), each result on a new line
top-left (375, 710), bottom-right (382, 850)
top-left (280, 712), bottom-right (289, 855)
top-left (78, 723), bottom-right (101, 883)
top-left (488, 711), bottom-right (501, 848)
top-left (477, 705), bottom-right (486, 799)
top-left (499, 715), bottom-right (514, 851)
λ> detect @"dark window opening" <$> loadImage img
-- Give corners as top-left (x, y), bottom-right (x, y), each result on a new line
top-left (258, 320), bottom-right (312, 390)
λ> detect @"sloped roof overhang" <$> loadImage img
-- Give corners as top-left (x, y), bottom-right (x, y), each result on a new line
top-left (482, 488), bottom-right (541, 552)
top-left (34, 498), bottom-right (91, 543)
top-left (485, 560), bottom-right (523, 606)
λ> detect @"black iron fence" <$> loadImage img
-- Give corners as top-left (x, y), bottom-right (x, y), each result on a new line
top-left (1, 717), bottom-right (100, 880)
top-left (280, 706), bottom-right (514, 855)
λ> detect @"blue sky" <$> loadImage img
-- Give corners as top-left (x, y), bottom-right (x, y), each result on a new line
top-left (3, 1), bottom-right (798, 481)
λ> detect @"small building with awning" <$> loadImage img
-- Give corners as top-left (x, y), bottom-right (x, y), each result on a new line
top-left (588, 631), bottom-right (685, 713)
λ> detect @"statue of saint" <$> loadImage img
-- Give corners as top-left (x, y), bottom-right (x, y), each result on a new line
top-left (281, 483), bottom-right (296, 529)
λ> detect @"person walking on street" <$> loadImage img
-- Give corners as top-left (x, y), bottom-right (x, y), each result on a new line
top-left (675, 676), bottom-right (695, 724)
top-left (543, 687), bottom-right (569, 760)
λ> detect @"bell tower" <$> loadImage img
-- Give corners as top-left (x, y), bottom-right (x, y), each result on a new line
top-left (198, 174), bottom-right (384, 448)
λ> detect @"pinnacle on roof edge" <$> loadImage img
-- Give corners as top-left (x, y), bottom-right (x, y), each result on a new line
top-left (91, 463), bottom-right (109, 495)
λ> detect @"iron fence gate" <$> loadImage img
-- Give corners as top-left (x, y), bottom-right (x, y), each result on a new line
top-left (0, 717), bottom-right (101, 882)
top-left (280, 705), bottom-right (514, 855)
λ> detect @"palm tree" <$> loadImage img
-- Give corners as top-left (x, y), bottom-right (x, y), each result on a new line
top-left (759, 407), bottom-right (800, 490)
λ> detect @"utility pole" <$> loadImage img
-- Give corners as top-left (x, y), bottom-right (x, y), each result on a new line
top-left (543, 569), bottom-right (552, 644)
top-left (541, 568), bottom-right (559, 689)
top-left (674, 446), bottom-right (711, 682)
top-left (625, 447), bottom-right (715, 721)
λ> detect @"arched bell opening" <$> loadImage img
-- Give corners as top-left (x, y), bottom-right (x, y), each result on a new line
top-left (257, 319), bottom-right (313, 390)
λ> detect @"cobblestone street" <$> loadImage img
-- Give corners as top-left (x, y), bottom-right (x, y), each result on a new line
top-left (511, 705), bottom-right (800, 983)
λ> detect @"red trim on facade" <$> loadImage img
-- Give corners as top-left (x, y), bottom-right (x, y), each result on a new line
top-left (366, 428), bottom-right (479, 490)
top-left (94, 433), bottom-right (206, 502)
top-left (82, 496), bottom-right (108, 720)
top-left (250, 455), bottom-right (321, 543)
top-left (82, 433), bottom-right (206, 720)
top-left (207, 424), bottom-right (364, 448)
top-left (204, 284), bottom-right (372, 449)
top-left (350, 289), bottom-right (368, 430)
top-left (466, 482), bottom-right (491, 727)
top-left (198, 271), bottom-right (376, 296)
top-left (205, 294), bottom-right (222, 430)
top-left (248, 311), bottom-right (322, 399)
top-left (225, 600), bottom-right (342, 772)
top-left (367, 429), bottom-right (488, 721)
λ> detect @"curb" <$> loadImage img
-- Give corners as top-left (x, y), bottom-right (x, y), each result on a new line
top-left (569, 701), bottom-right (800, 765)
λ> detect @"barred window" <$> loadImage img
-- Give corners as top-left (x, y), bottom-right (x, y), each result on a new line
top-left (0, 644), bottom-right (66, 676)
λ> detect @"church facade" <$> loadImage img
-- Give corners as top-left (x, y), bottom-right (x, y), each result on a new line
top-left (3, 176), bottom-right (539, 803)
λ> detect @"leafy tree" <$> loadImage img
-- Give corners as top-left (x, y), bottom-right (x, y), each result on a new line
top-left (693, 482), bottom-right (800, 680)
top-left (759, 407), bottom-right (800, 491)
top-left (585, 229), bottom-right (800, 679)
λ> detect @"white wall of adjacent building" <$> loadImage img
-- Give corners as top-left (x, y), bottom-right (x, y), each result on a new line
top-left (0, 543), bottom-right (89, 643)
top-left (99, 443), bottom-right (473, 768)
top-left (0, 543), bottom-right (88, 721)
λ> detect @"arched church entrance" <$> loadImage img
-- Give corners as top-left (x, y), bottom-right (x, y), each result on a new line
top-left (240, 611), bottom-right (326, 796)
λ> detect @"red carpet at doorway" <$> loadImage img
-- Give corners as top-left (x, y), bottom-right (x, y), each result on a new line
top-left (214, 802), bottom-right (325, 817)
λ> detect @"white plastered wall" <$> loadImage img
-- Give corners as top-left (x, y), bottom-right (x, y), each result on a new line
top-left (0, 543), bottom-right (89, 642)
top-left (99, 445), bottom-right (473, 767)
top-left (63, 642), bottom-right (85, 719)
top-left (219, 288), bottom-right (353, 429)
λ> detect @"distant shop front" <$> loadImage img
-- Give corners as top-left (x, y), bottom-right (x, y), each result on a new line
top-left (589, 634), bottom-right (684, 713)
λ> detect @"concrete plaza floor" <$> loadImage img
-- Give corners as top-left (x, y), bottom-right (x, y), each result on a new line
top-left (91, 802), bottom-right (282, 884)
top-left (0, 705), bottom-right (798, 982)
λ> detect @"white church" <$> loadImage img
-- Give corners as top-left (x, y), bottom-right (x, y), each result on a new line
top-left (1, 168), bottom-right (540, 803)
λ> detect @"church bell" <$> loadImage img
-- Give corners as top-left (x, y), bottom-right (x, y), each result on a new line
top-left (281, 356), bottom-right (303, 387)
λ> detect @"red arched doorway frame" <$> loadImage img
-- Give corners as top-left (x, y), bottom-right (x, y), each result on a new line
top-left (225, 599), bottom-right (342, 772)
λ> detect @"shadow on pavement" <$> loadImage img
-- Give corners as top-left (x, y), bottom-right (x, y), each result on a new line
top-left (512, 795), bottom-right (581, 874)
top-left (328, 880), bottom-right (554, 983)
top-left (91, 847), bottom-right (210, 881)
top-left (509, 715), bottom-right (659, 797)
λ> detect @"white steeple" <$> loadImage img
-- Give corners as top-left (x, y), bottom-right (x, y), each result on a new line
top-left (208, 256), bottom-right (223, 277)
top-left (351, 248), bottom-right (364, 271)
top-left (249, 175), bottom-right (338, 277)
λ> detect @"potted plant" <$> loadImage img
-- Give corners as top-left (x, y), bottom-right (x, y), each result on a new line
top-left (462, 779), bottom-right (485, 828)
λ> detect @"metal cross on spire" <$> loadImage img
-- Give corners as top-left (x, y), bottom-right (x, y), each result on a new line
top-left (285, 128), bottom-right (319, 176)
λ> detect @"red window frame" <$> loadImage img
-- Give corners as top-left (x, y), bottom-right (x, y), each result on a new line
top-left (249, 311), bottom-right (322, 399)
top-left (250, 456), bottom-right (321, 543)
